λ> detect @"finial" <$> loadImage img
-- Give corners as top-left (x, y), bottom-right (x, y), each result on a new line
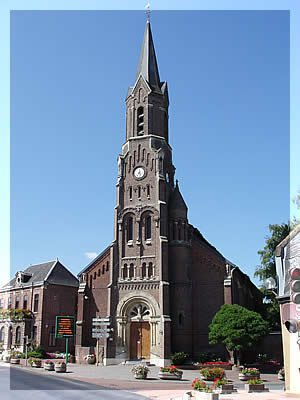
top-left (145, 2), bottom-right (151, 22)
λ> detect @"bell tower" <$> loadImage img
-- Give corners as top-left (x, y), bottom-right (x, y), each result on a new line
top-left (107, 18), bottom-right (192, 366)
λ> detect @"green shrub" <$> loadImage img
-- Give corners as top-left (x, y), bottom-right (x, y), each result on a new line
top-left (28, 351), bottom-right (44, 359)
top-left (195, 352), bottom-right (221, 363)
top-left (35, 345), bottom-right (46, 358)
top-left (170, 352), bottom-right (189, 365)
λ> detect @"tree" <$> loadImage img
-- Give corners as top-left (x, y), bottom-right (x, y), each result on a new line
top-left (254, 223), bottom-right (290, 331)
top-left (209, 304), bottom-right (270, 365)
top-left (255, 223), bottom-right (290, 282)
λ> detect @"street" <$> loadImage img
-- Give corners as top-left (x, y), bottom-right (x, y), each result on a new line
top-left (2, 365), bottom-right (148, 399)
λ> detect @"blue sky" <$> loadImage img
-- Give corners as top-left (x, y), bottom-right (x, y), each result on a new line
top-left (1, 1), bottom-right (300, 289)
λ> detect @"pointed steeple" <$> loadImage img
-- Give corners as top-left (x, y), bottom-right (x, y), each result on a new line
top-left (136, 20), bottom-right (161, 91)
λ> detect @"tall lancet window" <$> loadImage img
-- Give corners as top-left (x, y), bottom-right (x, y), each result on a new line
top-left (137, 107), bottom-right (144, 135)
top-left (127, 217), bottom-right (133, 241)
top-left (145, 215), bottom-right (151, 240)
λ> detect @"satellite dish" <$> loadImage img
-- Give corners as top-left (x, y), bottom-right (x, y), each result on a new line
top-left (265, 277), bottom-right (277, 290)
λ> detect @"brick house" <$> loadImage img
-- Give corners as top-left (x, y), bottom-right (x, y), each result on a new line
top-left (75, 20), bottom-right (263, 365)
top-left (0, 260), bottom-right (78, 353)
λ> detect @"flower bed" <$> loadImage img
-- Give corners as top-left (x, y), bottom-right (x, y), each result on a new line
top-left (159, 366), bottom-right (183, 380)
top-left (200, 368), bottom-right (225, 381)
top-left (197, 362), bottom-right (232, 370)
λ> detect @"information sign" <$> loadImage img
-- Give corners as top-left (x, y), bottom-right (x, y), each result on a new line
top-left (92, 333), bottom-right (110, 338)
top-left (55, 316), bottom-right (75, 338)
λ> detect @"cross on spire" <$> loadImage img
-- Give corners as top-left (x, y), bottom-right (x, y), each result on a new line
top-left (145, 2), bottom-right (151, 22)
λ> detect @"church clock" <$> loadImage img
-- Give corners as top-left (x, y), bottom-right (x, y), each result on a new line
top-left (134, 166), bottom-right (145, 179)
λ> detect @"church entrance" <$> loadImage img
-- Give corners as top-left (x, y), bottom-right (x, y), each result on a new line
top-left (130, 322), bottom-right (150, 360)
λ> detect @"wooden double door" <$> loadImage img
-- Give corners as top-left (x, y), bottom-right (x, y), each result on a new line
top-left (130, 322), bottom-right (150, 360)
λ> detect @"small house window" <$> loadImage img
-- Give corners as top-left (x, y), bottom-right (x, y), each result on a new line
top-left (179, 313), bottom-right (184, 326)
top-left (102, 264), bottom-right (105, 274)
top-left (0, 327), bottom-right (4, 342)
top-left (8, 297), bottom-right (11, 310)
top-left (142, 263), bottom-right (146, 278)
top-left (106, 261), bottom-right (109, 271)
top-left (33, 294), bottom-right (39, 313)
top-left (137, 106), bottom-right (144, 135)
top-left (94, 271), bottom-right (96, 280)
top-left (147, 184), bottom-right (150, 197)
top-left (0, 299), bottom-right (4, 309)
top-left (148, 262), bottom-right (153, 278)
top-left (23, 295), bottom-right (28, 309)
top-left (32, 326), bottom-right (37, 341)
top-left (15, 326), bottom-right (21, 344)
top-left (15, 296), bottom-right (20, 309)
top-left (129, 186), bottom-right (132, 200)
top-left (138, 186), bottom-right (141, 199)
top-left (98, 269), bottom-right (100, 277)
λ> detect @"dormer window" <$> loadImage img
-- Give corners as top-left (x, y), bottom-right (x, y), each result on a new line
top-left (137, 107), bottom-right (144, 135)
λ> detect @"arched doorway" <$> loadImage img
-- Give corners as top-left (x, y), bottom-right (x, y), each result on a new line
top-left (129, 304), bottom-right (151, 359)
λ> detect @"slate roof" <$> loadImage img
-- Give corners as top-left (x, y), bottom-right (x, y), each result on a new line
top-left (136, 20), bottom-right (161, 92)
top-left (77, 245), bottom-right (111, 277)
top-left (169, 180), bottom-right (187, 218)
top-left (1, 260), bottom-right (78, 290)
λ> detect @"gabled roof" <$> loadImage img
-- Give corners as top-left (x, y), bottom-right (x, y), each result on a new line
top-left (1, 260), bottom-right (78, 290)
top-left (77, 245), bottom-right (111, 277)
top-left (136, 20), bottom-right (161, 93)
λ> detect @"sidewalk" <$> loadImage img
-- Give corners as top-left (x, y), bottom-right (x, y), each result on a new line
top-left (3, 361), bottom-right (300, 400)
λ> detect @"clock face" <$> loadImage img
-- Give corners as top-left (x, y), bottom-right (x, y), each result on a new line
top-left (134, 167), bottom-right (145, 179)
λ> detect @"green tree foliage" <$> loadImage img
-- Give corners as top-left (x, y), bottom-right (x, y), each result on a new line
top-left (254, 223), bottom-right (290, 331)
top-left (255, 223), bottom-right (290, 282)
top-left (209, 304), bottom-right (270, 364)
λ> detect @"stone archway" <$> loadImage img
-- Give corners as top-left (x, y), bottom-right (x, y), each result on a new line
top-left (115, 293), bottom-right (161, 361)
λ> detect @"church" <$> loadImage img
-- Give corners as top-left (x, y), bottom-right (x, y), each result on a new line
top-left (75, 19), bottom-right (263, 366)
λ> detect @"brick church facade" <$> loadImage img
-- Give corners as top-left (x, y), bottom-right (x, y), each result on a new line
top-left (75, 20), bottom-right (263, 365)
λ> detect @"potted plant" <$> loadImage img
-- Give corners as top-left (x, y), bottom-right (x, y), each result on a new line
top-left (193, 385), bottom-right (219, 400)
top-left (159, 365), bottom-right (183, 380)
top-left (29, 357), bottom-right (42, 368)
top-left (245, 378), bottom-right (269, 392)
top-left (10, 351), bottom-right (22, 364)
top-left (2, 350), bottom-right (11, 363)
top-left (44, 360), bottom-right (54, 371)
top-left (200, 368), bottom-right (225, 381)
top-left (84, 354), bottom-right (96, 364)
top-left (131, 364), bottom-right (150, 379)
top-left (278, 368), bottom-right (285, 380)
top-left (55, 360), bottom-right (67, 373)
top-left (212, 378), bottom-right (236, 394)
top-left (239, 367), bottom-right (260, 381)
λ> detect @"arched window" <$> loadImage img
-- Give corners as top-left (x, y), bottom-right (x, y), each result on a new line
top-left (145, 216), bottom-right (151, 240)
top-left (142, 263), bottom-right (146, 278)
top-left (129, 186), bottom-right (132, 200)
top-left (137, 106), bottom-right (144, 135)
top-left (129, 263), bottom-right (134, 279)
top-left (148, 262), bottom-right (153, 278)
top-left (138, 186), bottom-right (141, 199)
top-left (0, 327), bottom-right (4, 343)
top-left (147, 184), bottom-right (150, 197)
top-left (94, 271), bottom-right (96, 279)
top-left (16, 326), bottom-right (21, 344)
top-left (127, 217), bottom-right (133, 241)
top-left (123, 264), bottom-right (128, 279)
top-left (102, 264), bottom-right (105, 274)
top-left (106, 261), bottom-right (109, 271)
top-left (98, 269), bottom-right (100, 277)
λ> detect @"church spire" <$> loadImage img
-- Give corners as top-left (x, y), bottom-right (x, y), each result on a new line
top-left (136, 20), bottom-right (161, 92)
